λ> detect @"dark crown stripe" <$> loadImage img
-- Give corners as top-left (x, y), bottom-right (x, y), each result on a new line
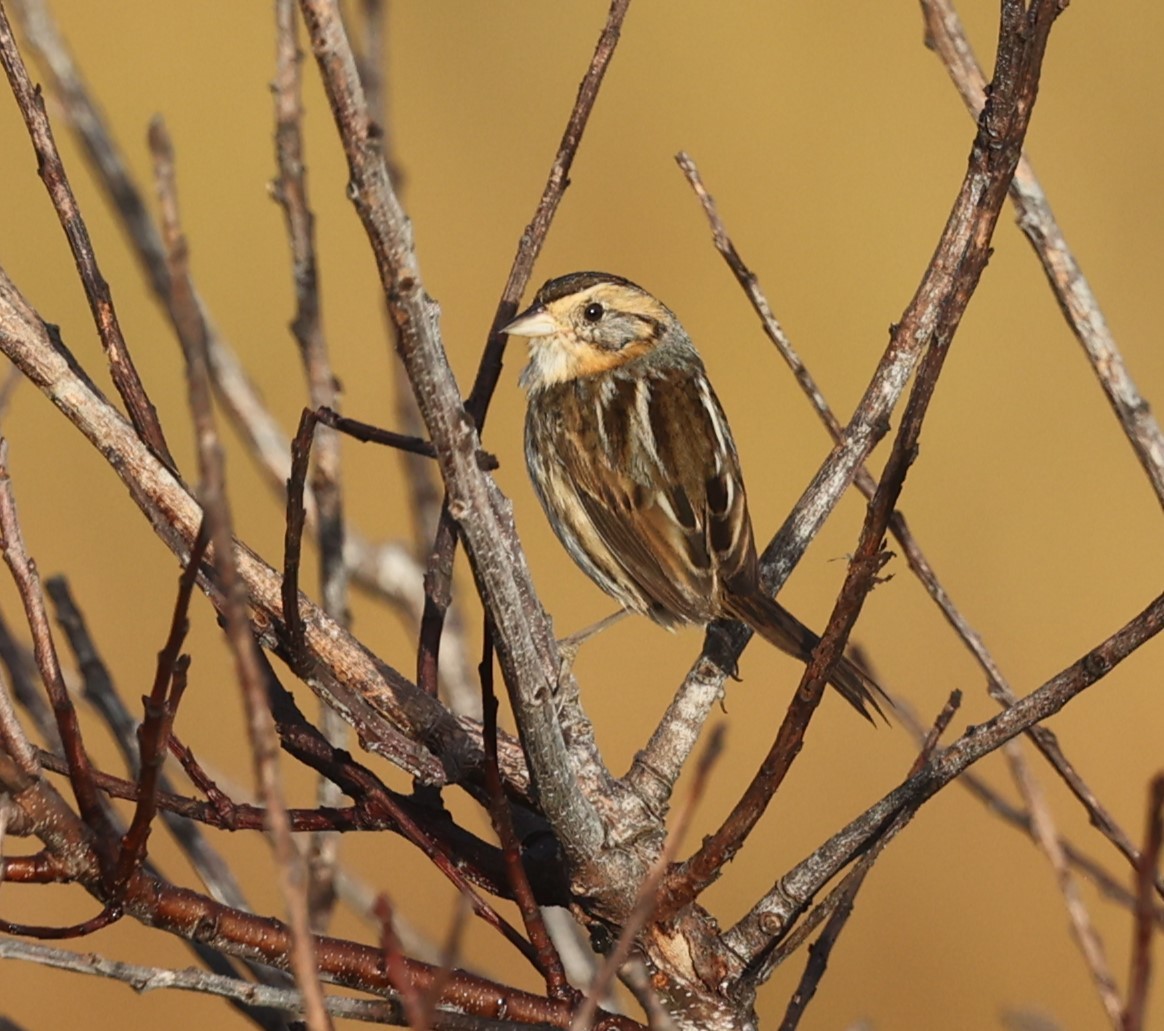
top-left (534, 271), bottom-right (644, 305)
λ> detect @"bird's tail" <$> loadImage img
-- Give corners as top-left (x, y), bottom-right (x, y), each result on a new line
top-left (724, 591), bottom-right (888, 723)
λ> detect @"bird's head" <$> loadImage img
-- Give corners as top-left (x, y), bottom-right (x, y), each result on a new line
top-left (504, 272), bottom-right (674, 392)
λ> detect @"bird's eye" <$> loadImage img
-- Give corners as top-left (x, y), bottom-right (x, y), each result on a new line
top-left (583, 302), bottom-right (604, 323)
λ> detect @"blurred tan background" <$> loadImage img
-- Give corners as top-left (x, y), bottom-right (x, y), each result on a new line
top-left (1, 2), bottom-right (1162, 1028)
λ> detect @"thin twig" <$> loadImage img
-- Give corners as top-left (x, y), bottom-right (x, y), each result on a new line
top-left (111, 524), bottom-right (208, 895)
top-left (27, 582), bottom-right (296, 1028)
top-left (1009, 744), bottom-right (1123, 1028)
top-left (893, 699), bottom-right (1163, 928)
top-left (0, 437), bottom-right (113, 844)
top-left (665, 111), bottom-right (1026, 908)
top-left (373, 893), bottom-right (427, 1030)
top-left (723, 588), bottom-right (1164, 968)
top-left (0, 4), bottom-right (170, 464)
top-left (773, 692), bottom-right (961, 1026)
top-left (414, 0), bottom-right (633, 707)
top-left (480, 622), bottom-right (572, 999)
top-left (1124, 774), bottom-right (1164, 1031)
top-left (0, 937), bottom-right (514, 1028)
top-left (282, 409), bottom-right (314, 674)
top-left (656, 543), bottom-right (891, 922)
top-left (920, 0), bottom-right (1164, 510)
top-left (272, 0), bottom-right (349, 933)
top-left (149, 119), bottom-right (332, 1031)
top-left (255, 644), bottom-right (560, 951)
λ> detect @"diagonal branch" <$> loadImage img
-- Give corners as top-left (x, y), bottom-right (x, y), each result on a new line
top-left (722, 588), bottom-right (1164, 971)
top-left (921, 0), bottom-right (1164, 510)
top-left (7, 0), bottom-right (430, 627)
top-left (0, 3), bottom-right (170, 465)
top-left (0, 263), bottom-right (537, 795)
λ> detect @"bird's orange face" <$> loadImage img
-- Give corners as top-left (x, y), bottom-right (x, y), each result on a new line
top-left (504, 275), bottom-right (672, 392)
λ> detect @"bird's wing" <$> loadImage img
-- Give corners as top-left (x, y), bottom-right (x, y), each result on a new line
top-left (565, 361), bottom-right (758, 623)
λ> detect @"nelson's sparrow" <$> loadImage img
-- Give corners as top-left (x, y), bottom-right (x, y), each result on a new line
top-left (505, 271), bottom-right (883, 720)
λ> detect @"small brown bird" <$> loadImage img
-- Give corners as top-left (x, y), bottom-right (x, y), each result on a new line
top-left (505, 271), bottom-right (883, 720)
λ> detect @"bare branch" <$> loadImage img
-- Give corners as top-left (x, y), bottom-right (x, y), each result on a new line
top-left (0, 438), bottom-right (112, 841)
top-left (1125, 774), bottom-right (1164, 1031)
top-left (676, 147), bottom-right (1164, 902)
top-left (0, 939), bottom-right (400, 1026)
top-left (920, 0), bottom-right (1164, 510)
top-left (0, 4), bottom-right (170, 464)
top-left (149, 119), bottom-right (331, 1031)
top-left (0, 264), bottom-right (530, 792)
top-left (7, 0), bottom-right (430, 623)
top-left (1010, 745), bottom-right (1122, 1027)
top-left (724, 587), bottom-right (1164, 966)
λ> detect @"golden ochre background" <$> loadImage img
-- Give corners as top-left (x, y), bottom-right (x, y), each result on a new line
top-left (2, 3), bottom-right (1162, 1029)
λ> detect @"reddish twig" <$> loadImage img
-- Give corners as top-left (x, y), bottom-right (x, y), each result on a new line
top-left (665, 265), bottom-right (983, 917)
top-left (677, 149), bottom-right (1164, 905)
top-left (656, 544), bottom-right (891, 922)
top-left (374, 894), bottom-right (427, 1030)
top-left (312, 405), bottom-right (498, 469)
top-left (166, 733), bottom-right (240, 826)
top-left (283, 408), bottom-right (314, 674)
top-left (256, 645), bottom-right (570, 929)
top-left (111, 524), bottom-right (208, 893)
top-left (0, 906), bottom-right (120, 940)
top-left (0, 438), bottom-right (114, 849)
top-left (417, 894), bottom-right (473, 1031)
top-left (480, 622), bottom-right (572, 999)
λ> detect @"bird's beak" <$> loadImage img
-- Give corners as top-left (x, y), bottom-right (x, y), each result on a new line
top-left (502, 305), bottom-right (559, 339)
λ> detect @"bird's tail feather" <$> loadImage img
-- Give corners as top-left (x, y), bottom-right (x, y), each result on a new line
top-left (724, 591), bottom-right (888, 723)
